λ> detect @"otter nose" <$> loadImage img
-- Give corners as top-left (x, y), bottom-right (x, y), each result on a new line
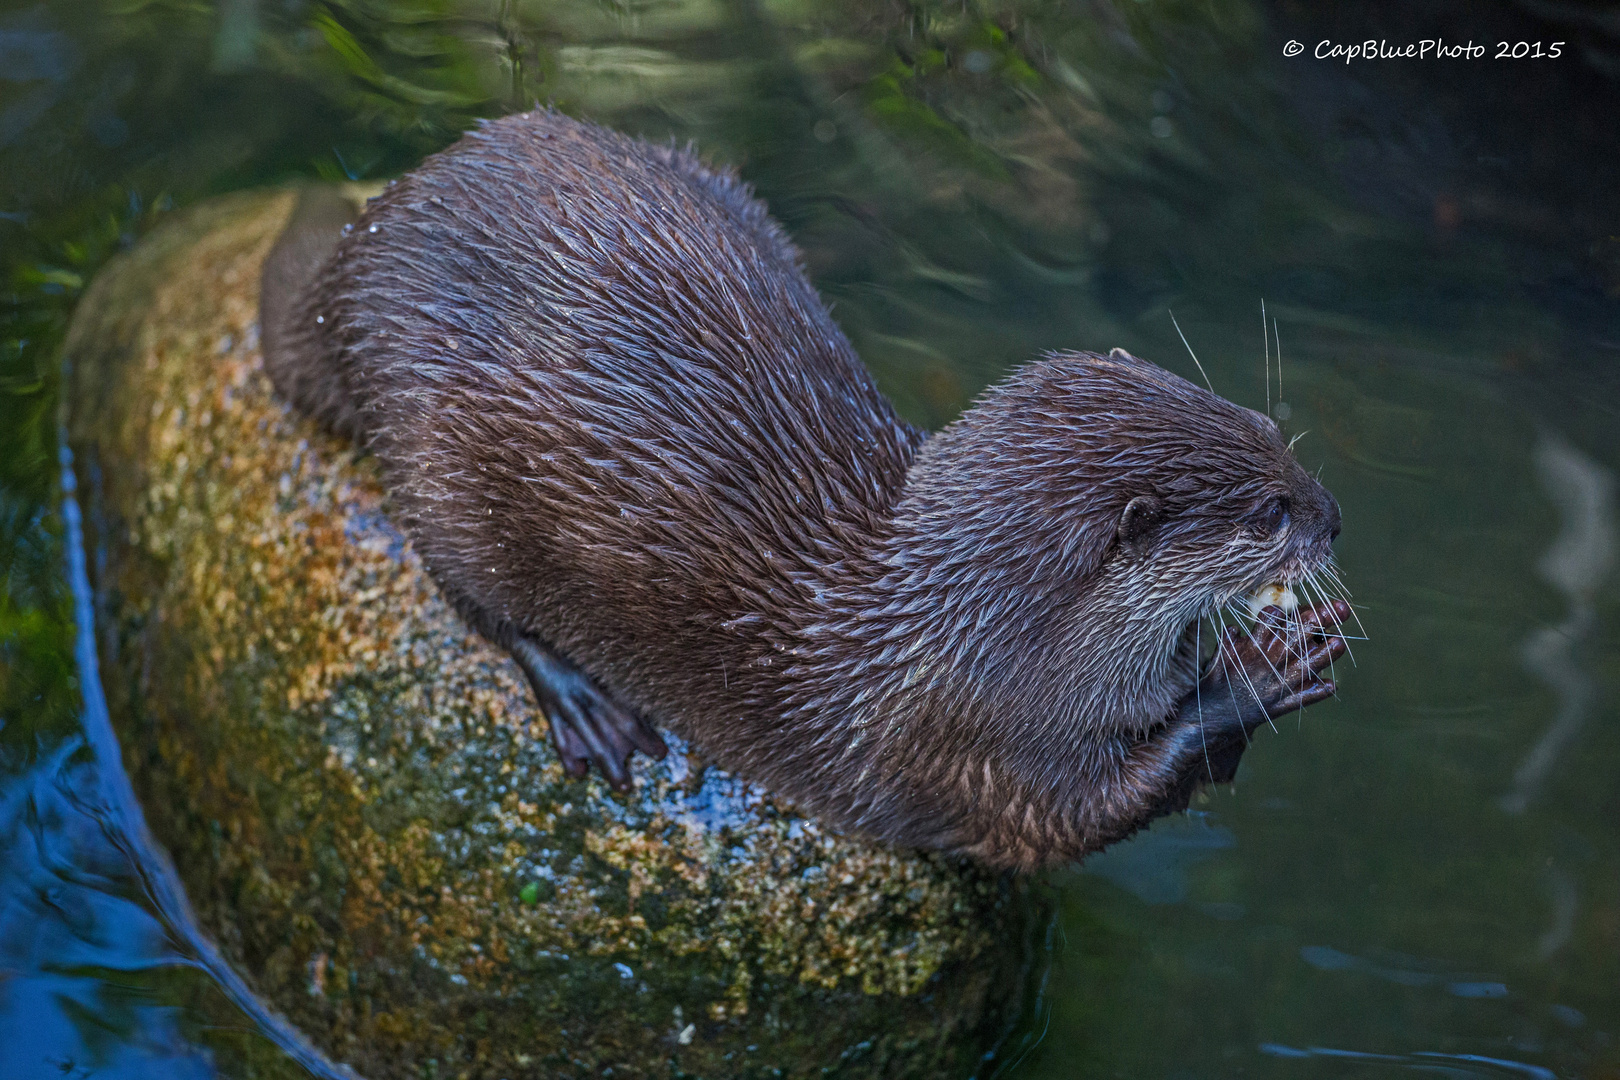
top-left (1324, 493), bottom-right (1342, 542)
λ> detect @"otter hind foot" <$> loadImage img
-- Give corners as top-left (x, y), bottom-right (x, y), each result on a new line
top-left (509, 636), bottom-right (667, 790)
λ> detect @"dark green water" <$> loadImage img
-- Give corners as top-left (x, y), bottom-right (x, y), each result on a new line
top-left (2, 1), bottom-right (1617, 1077)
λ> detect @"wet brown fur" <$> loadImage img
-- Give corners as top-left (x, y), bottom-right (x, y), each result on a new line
top-left (261, 110), bottom-right (1342, 870)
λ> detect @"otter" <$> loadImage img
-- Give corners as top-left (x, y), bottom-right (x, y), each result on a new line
top-left (260, 109), bottom-right (1348, 870)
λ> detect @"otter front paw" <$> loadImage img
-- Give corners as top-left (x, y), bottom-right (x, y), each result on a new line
top-left (510, 636), bottom-right (668, 790)
top-left (1173, 599), bottom-right (1350, 783)
top-left (1208, 598), bottom-right (1350, 727)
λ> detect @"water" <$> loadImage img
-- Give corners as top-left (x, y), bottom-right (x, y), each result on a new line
top-left (2, 0), bottom-right (1617, 1076)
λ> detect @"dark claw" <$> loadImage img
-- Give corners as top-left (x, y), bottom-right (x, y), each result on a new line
top-left (1301, 635), bottom-right (1346, 676)
top-left (539, 694), bottom-right (593, 778)
top-left (550, 716), bottom-right (592, 778)
top-left (509, 635), bottom-right (665, 790)
top-left (570, 705), bottom-right (629, 789)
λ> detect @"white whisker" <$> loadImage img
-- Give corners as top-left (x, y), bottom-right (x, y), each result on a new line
top-left (1273, 316), bottom-right (1283, 405)
top-left (1262, 298), bottom-right (1271, 418)
top-left (1304, 570), bottom-right (1339, 685)
top-left (1227, 600), bottom-right (1290, 686)
top-left (1169, 309), bottom-right (1215, 394)
top-left (1196, 619), bottom-right (1211, 782)
top-left (1215, 605), bottom-right (1276, 736)
top-left (1318, 562), bottom-right (1366, 661)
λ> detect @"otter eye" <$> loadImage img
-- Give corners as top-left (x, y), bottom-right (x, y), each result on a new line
top-left (1252, 496), bottom-right (1289, 537)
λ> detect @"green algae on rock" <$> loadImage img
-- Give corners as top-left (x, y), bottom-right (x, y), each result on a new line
top-left (64, 189), bottom-right (1040, 1079)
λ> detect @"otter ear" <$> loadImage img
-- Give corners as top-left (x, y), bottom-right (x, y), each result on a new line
top-left (1117, 495), bottom-right (1164, 547)
top-left (1108, 347), bottom-right (1149, 365)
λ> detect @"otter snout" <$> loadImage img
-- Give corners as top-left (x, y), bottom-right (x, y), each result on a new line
top-left (1293, 478), bottom-right (1341, 549)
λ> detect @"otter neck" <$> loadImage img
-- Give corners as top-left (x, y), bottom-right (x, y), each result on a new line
top-left (782, 406), bottom-right (1201, 843)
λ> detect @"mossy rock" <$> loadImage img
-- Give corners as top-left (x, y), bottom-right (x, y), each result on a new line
top-left (64, 189), bottom-right (1039, 1079)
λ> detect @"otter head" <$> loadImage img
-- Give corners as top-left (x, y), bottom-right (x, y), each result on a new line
top-left (883, 347), bottom-right (1342, 746)
top-left (1085, 346), bottom-right (1342, 652)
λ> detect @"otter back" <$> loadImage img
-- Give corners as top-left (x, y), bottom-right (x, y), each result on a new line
top-left (262, 111), bottom-right (922, 740)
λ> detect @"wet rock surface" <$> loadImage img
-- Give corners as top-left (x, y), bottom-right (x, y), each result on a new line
top-left (64, 190), bottom-right (1039, 1079)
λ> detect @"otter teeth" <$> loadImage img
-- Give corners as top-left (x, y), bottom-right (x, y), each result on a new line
top-left (1246, 582), bottom-right (1298, 619)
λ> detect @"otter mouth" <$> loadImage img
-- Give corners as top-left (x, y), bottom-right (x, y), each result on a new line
top-left (1170, 552), bottom-right (1361, 687)
top-left (1223, 559), bottom-right (1362, 649)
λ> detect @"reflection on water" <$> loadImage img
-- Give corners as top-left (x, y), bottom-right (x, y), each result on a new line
top-left (1257, 1044), bottom-right (1557, 1080)
top-left (2, 0), bottom-right (1618, 1076)
top-left (0, 741), bottom-right (213, 1079)
top-left (1501, 435), bottom-right (1616, 815)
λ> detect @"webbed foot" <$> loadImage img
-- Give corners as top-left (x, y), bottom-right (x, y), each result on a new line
top-left (509, 636), bottom-right (667, 790)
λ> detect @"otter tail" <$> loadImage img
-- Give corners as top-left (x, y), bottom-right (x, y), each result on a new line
top-left (259, 186), bottom-right (365, 439)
